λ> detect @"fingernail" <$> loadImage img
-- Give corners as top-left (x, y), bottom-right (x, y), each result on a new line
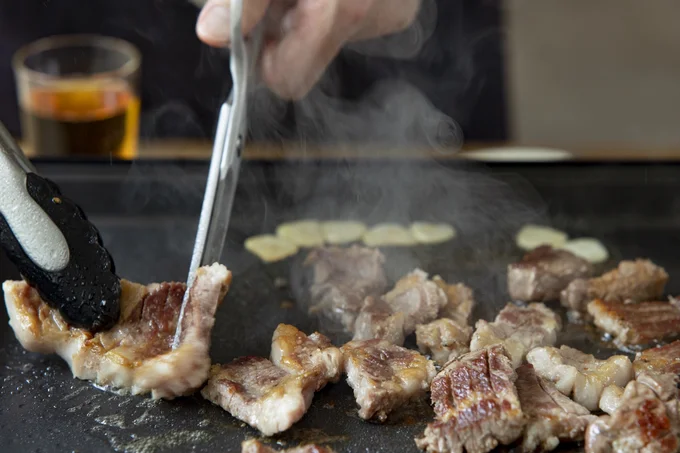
top-left (197, 4), bottom-right (231, 45)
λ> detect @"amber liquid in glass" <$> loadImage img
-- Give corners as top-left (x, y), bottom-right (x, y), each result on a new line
top-left (21, 84), bottom-right (139, 158)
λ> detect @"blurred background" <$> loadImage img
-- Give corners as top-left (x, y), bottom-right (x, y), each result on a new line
top-left (2, 0), bottom-right (679, 159)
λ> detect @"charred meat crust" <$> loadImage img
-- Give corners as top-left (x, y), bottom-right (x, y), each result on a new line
top-left (416, 345), bottom-right (525, 453)
top-left (587, 299), bottom-right (680, 345)
top-left (342, 339), bottom-right (436, 422)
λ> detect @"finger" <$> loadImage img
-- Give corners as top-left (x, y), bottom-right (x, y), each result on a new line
top-left (261, 0), bottom-right (344, 99)
top-left (196, 0), bottom-right (271, 48)
top-left (350, 0), bottom-right (421, 41)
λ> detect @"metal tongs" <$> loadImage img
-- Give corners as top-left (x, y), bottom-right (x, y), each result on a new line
top-left (174, 0), bottom-right (264, 345)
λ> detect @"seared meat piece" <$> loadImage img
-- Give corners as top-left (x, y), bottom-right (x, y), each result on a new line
top-left (470, 302), bottom-right (561, 368)
top-left (416, 318), bottom-right (472, 365)
top-left (270, 324), bottom-right (343, 388)
top-left (433, 276), bottom-right (475, 326)
top-left (352, 296), bottom-right (406, 345)
top-left (516, 364), bottom-right (596, 453)
top-left (204, 324), bottom-right (342, 436)
top-left (585, 380), bottom-right (680, 453)
top-left (415, 345), bottom-right (525, 453)
top-left (508, 245), bottom-right (593, 302)
top-left (3, 263), bottom-right (231, 399)
top-left (202, 358), bottom-right (317, 436)
top-left (561, 259), bottom-right (668, 312)
top-left (634, 340), bottom-right (680, 377)
top-left (526, 345), bottom-right (633, 411)
top-left (383, 269), bottom-right (448, 334)
top-left (587, 299), bottom-right (680, 345)
top-left (305, 245), bottom-right (388, 331)
top-left (341, 339), bottom-right (436, 421)
top-left (241, 439), bottom-right (335, 453)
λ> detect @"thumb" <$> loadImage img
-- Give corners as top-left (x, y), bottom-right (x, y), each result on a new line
top-left (196, 0), bottom-right (271, 48)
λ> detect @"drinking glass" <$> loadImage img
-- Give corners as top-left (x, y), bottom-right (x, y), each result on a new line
top-left (13, 34), bottom-right (141, 158)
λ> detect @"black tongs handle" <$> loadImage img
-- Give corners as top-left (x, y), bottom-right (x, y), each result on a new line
top-left (0, 124), bottom-right (121, 332)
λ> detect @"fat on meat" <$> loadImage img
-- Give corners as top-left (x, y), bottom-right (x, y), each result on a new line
top-left (341, 339), bottom-right (436, 422)
top-left (516, 363), bottom-right (596, 452)
top-left (415, 345), bottom-right (525, 453)
top-left (585, 380), bottom-right (680, 453)
top-left (560, 259), bottom-right (668, 313)
top-left (469, 302), bottom-right (561, 368)
top-left (3, 263), bottom-right (231, 399)
top-left (507, 245), bottom-right (593, 302)
top-left (270, 323), bottom-right (343, 388)
top-left (526, 345), bottom-right (633, 411)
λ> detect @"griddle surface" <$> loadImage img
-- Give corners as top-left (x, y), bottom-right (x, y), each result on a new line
top-left (2, 160), bottom-right (680, 453)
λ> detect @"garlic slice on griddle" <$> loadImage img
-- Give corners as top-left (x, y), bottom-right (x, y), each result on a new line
top-left (276, 220), bottom-right (325, 248)
top-left (363, 223), bottom-right (417, 247)
top-left (560, 238), bottom-right (609, 263)
top-left (321, 221), bottom-right (367, 245)
top-left (245, 235), bottom-right (299, 263)
top-left (410, 222), bottom-right (456, 244)
top-left (515, 224), bottom-right (568, 251)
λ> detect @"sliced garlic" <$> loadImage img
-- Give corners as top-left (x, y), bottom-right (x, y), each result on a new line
top-left (363, 223), bottom-right (417, 247)
top-left (321, 221), bottom-right (367, 245)
top-left (560, 238), bottom-right (609, 263)
top-left (275, 220), bottom-right (324, 248)
top-left (515, 224), bottom-right (568, 250)
top-left (244, 235), bottom-right (299, 263)
top-left (410, 222), bottom-right (456, 244)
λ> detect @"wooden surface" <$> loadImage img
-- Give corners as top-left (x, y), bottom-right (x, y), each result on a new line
top-left (19, 138), bottom-right (680, 161)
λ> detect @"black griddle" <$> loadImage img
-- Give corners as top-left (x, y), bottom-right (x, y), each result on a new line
top-left (2, 159), bottom-right (680, 453)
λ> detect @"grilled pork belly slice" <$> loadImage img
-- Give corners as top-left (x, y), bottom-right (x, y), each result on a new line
top-left (516, 364), bottom-right (596, 453)
top-left (585, 380), bottom-right (680, 453)
top-left (3, 263), bottom-right (231, 399)
top-left (241, 439), bottom-right (335, 453)
top-left (270, 323), bottom-right (343, 388)
top-left (469, 302), bottom-right (561, 368)
top-left (341, 339), bottom-right (436, 421)
top-left (415, 345), bottom-right (525, 453)
top-left (634, 340), bottom-right (680, 377)
top-left (202, 358), bottom-right (316, 436)
top-left (352, 296), bottom-right (406, 345)
top-left (526, 345), bottom-right (633, 411)
top-left (587, 299), bottom-right (680, 346)
top-left (560, 259), bottom-right (668, 312)
top-left (415, 318), bottom-right (472, 365)
top-left (508, 245), bottom-right (593, 302)
top-left (305, 246), bottom-right (388, 331)
top-left (433, 277), bottom-right (475, 326)
top-left (383, 269), bottom-right (448, 334)
top-left (204, 325), bottom-right (342, 436)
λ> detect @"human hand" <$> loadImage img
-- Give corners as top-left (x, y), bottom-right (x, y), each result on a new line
top-left (196, 0), bottom-right (421, 100)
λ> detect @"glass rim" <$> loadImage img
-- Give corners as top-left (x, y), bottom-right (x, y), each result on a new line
top-left (12, 34), bottom-right (141, 83)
